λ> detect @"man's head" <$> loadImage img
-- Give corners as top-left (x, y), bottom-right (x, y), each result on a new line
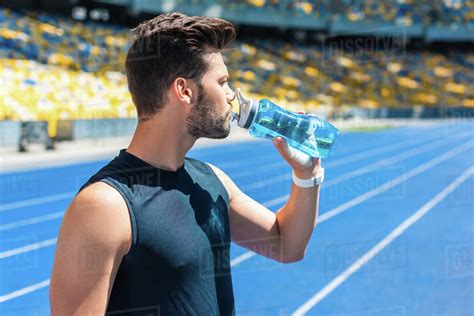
top-left (125, 12), bottom-right (237, 139)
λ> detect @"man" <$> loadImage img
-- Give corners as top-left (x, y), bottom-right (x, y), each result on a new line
top-left (50, 12), bottom-right (323, 315)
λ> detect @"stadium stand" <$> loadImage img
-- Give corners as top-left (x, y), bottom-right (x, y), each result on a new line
top-left (1, 5), bottom-right (473, 138)
top-left (168, 0), bottom-right (473, 25)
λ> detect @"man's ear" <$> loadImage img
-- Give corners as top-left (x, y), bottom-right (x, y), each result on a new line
top-left (172, 77), bottom-right (197, 105)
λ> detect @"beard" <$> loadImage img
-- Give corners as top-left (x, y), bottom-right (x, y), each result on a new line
top-left (185, 86), bottom-right (231, 139)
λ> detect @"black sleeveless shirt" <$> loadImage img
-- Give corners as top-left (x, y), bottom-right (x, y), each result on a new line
top-left (78, 149), bottom-right (235, 315)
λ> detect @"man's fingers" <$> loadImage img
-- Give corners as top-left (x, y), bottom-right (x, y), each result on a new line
top-left (272, 137), bottom-right (289, 159)
top-left (274, 137), bottom-right (288, 150)
top-left (297, 111), bottom-right (319, 118)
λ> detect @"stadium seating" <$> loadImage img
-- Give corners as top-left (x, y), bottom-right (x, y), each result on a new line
top-left (0, 7), bottom-right (131, 72)
top-left (173, 0), bottom-right (473, 25)
top-left (1, 6), bottom-right (473, 137)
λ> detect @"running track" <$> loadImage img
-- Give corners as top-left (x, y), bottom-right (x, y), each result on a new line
top-left (1, 120), bottom-right (473, 315)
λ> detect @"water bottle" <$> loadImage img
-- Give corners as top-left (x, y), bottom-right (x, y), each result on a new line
top-left (232, 89), bottom-right (339, 158)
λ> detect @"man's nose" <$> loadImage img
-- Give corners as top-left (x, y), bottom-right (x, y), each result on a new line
top-left (226, 88), bottom-right (236, 102)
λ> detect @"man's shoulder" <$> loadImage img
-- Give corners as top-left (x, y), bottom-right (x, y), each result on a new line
top-left (76, 181), bottom-right (125, 205)
top-left (66, 181), bottom-right (132, 253)
top-left (74, 181), bottom-right (130, 222)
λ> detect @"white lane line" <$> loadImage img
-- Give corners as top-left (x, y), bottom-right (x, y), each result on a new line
top-left (262, 134), bottom-right (471, 208)
top-left (231, 140), bottom-right (474, 268)
top-left (224, 129), bottom-right (413, 174)
top-left (322, 138), bottom-right (453, 187)
top-left (0, 279), bottom-right (50, 303)
top-left (232, 133), bottom-right (438, 180)
top-left (292, 165), bottom-right (474, 315)
top-left (244, 124), bottom-right (466, 177)
top-left (230, 251), bottom-right (256, 266)
top-left (264, 194), bottom-right (290, 209)
top-left (242, 131), bottom-right (472, 192)
top-left (318, 140), bottom-right (474, 223)
top-left (0, 238), bottom-right (57, 259)
top-left (323, 131), bottom-right (450, 169)
top-left (0, 191), bottom-right (75, 213)
top-left (0, 211), bottom-right (65, 232)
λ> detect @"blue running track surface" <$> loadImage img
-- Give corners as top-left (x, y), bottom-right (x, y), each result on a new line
top-left (1, 121), bottom-right (473, 315)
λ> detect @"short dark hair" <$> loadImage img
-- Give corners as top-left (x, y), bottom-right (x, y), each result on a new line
top-left (125, 12), bottom-right (236, 121)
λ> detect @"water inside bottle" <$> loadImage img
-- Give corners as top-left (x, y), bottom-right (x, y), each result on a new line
top-left (248, 99), bottom-right (337, 158)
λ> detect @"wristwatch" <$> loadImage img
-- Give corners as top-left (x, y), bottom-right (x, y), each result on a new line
top-left (292, 168), bottom-right (325, 188)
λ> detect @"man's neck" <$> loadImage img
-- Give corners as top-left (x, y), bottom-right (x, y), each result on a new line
top-left (126, 112), bottom-right (196, 172)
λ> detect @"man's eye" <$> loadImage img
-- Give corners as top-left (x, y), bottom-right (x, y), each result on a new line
top-left (220, 80), bottom-right (228, 86)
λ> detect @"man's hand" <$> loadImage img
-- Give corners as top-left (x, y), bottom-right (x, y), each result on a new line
top-left (272, 111), bottom-right (322, 179)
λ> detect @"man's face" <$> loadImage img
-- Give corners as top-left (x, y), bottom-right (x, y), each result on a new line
top-left (185, 52), bottom-right (235, 139)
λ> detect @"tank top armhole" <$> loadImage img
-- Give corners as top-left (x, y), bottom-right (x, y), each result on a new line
top-left (100, 178), bottom-right (138, 256)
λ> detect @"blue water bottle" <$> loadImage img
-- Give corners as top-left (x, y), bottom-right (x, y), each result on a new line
top-left (232, 89), bottom-right (339, 158)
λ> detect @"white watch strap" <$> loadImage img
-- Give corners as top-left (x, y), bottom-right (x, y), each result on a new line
top-left (292, 168), bottom-right (324, 188)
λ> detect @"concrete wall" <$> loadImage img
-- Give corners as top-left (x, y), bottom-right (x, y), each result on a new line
top-left (56, 118), bottom-right (137, 140)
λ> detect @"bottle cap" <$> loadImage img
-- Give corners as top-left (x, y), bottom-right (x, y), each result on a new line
top-left (235, 88), bottom-right (258, 129)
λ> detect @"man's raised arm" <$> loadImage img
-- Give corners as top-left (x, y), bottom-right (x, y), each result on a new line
top-left (208, 139), bottom-right (322, 264)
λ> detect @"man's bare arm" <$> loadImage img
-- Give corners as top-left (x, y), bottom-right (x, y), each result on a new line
top-left (50, 182), bottom-right (132, 315)
top-left (208, 163), bottom-right (320, 263)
